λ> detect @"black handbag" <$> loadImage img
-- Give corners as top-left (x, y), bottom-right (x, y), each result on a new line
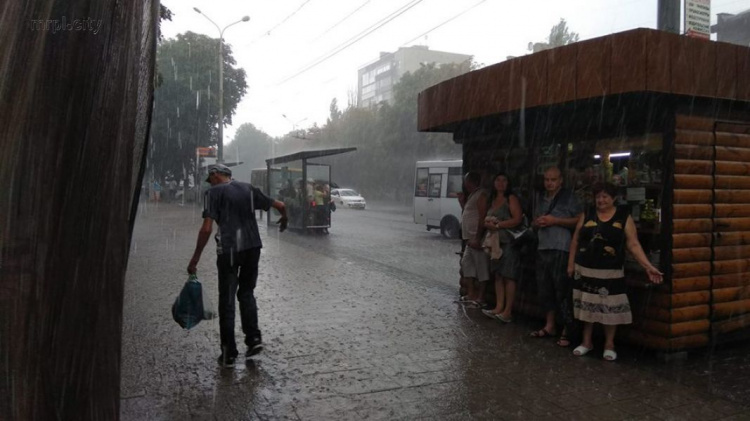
top-left (510, 216), bottom-right (538, 250)
top-left (513, 189), bottom-right (571, 250)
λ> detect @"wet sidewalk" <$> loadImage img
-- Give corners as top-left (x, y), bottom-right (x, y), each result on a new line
top-left (121, 203), bottom-right (750, 420)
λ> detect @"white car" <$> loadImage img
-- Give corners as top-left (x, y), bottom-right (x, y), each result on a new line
top-left (331, 188), bottom-right (366, 209)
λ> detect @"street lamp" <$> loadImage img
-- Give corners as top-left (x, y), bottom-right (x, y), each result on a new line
top-left (193, 8), bottom-right (250, 164)
top-left (282, 114), bottom-right (308, 137)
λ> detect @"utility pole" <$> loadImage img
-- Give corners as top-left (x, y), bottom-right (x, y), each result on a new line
top-left (657, 0), bottom-right (681, 34)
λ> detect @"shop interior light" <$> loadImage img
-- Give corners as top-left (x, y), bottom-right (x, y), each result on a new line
top-left (593, 152), bottom-right (631, 159)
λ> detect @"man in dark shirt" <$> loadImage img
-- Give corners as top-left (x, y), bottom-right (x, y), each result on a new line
top-left (530, 166), bottom-right (582, 346)
top-left (188, 164), bottom-right (288, 368)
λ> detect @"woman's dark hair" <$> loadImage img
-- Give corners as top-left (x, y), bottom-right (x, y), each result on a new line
top-left (488, 171), bottom-right (513, 204)
top-left (591, 182), bottom-right (618, 199)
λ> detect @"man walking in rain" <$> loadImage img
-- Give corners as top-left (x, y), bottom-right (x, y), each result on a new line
top-left (188, 164), bottom-right (288, 368)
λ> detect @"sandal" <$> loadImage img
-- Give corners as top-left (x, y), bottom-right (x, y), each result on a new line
top-left (573, 345), bottom-right (592, 356)
top-left (495, 313), bottom-right (513, 323)
top-left (530, 328), bottom-right (555, 338)
top-left (481, 309), bottom-right (499, 319)
top-left (556, 336), bottom-right (571, 348)
top-left (603, 349), bottom-right (617, 361)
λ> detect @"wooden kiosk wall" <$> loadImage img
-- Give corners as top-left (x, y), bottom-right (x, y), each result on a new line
top-left (626, 113), bottom-right (750, 350)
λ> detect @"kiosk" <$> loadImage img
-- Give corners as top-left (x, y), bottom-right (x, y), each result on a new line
top-left (418, 28), bottom-right (750, 351)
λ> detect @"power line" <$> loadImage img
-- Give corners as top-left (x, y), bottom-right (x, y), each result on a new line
top-left (311, 0), bottom-right (372, 43)
top-left (278, 0), bottom-right (427, 85)
top-left (400, 0), bottom-right (488, 47)
top-left (252, 0), bottom-right (313, 43)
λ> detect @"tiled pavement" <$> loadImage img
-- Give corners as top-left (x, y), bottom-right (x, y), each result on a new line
top-left (121, 204), bottom-right (750, 420)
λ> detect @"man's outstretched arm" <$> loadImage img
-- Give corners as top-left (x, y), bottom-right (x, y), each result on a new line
top-left (188, 217), bottom-right (213, 274)
top-left (271, 200), bottom-right (288, 232)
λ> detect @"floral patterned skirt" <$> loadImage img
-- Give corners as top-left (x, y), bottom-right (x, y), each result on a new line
top-left (572, 264), bottom-right (632, 325)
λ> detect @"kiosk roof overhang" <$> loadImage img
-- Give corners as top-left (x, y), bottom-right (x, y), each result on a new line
top-left (265, 147), bottom-right (357, 165)
top-left (418, 28), bottom-right (750, 133)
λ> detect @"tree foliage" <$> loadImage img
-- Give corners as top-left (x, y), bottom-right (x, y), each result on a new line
top-left (224, 60), bottom-right (474, 203)
top-left (293, 60), bottom-right (474, 203)
top-left (158, 5), bottom-right (172, 42)
top-left (148, 32), bottom-right (247, 185)
top-left (529, 18), bottom-right (579, 53)
top-left (224, 123), bottom-right (276, 181)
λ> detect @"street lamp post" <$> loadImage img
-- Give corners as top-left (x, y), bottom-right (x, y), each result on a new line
top-left (282, 114), bottom-right (308, 138)
top-left (193, 8), bottom-right (249, 164)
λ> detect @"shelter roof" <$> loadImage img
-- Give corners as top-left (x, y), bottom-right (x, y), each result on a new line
top-left (265, 147), bottom-right (357, 165)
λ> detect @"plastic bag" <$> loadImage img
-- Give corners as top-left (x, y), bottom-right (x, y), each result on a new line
top-left (172, 274), bottom-right (205, 330)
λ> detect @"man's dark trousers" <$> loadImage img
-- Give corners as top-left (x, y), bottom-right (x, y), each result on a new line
top-left (217, 247), bottom-right (262, 357)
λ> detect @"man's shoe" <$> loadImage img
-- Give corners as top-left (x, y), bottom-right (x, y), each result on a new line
top-left (217, 354), bottom-right (236, 368)
top-left (246, 338), bottom-right (263, 360)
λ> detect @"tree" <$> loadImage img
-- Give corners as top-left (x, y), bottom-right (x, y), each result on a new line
top-left (313, 60), bottom-right (473, 202)
top-left (528, 18), bottom-right (580, 53)
top-left (224, 123), bottom-right (275, 181)
top-left (327, 98), bottom-right (342, 125)
top-left (158, 5), bottom-right (173, 42)
top-left (148, 32), bottom-right (247, 185)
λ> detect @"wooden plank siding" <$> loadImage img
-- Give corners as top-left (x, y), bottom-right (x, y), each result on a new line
top-left (638, 319), bottom-right (710, 337)
top-left (714, 313), bottom-right (750, 334)
top-left (644, 304), bottom-right (710, 323)
top-left (670, 115), bottom-right (750, 339)
top-left (626, 330), bottom-right (709, 350)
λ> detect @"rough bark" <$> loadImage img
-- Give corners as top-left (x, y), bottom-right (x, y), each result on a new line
top-left (0, 1), bottom-right (157, 419)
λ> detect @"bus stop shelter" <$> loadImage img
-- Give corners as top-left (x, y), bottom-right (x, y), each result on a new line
top-left (265, 147), bottom-right (356, 232)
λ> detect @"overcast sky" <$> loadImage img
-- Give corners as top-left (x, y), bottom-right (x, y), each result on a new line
top-left (160, 0), bottom-right (749, 139)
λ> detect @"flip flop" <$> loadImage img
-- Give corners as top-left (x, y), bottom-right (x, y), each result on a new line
top-left (603, 349), bottom-right (617, 361)
top-left (530, 328), bottom-right (555, 338)
top-left (481, 309), bottom-right (499, 319)
top-left (556, 336), bottom-right (571, 348)
top-left (495, 313), bottom-right (513, 323)
top-left (573, 345), bottom-right (592, 356)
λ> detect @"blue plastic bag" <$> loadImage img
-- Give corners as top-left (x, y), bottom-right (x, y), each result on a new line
top-left (172, 274), bottom-right (205, 330)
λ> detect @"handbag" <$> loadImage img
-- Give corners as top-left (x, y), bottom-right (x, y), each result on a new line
top-left (508, 215), bottom-right (537, 248)
top-left (512, 189), bottom-right (572, 249)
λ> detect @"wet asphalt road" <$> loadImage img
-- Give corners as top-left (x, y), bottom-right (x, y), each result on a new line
top-left (270, 203), bottom-right (462, 293)
top-left (120, 201), bottom-right (750, 420)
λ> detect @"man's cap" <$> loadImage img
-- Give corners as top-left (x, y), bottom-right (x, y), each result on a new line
top-left (205, 164), bottom-right (232, 182)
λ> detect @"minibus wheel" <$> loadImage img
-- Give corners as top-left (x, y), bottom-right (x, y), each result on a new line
top-left (440, 216), bottom-right (460, 239)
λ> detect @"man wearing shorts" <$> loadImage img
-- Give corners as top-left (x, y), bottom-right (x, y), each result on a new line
top-left (459, 171), bottom-right (490, 305)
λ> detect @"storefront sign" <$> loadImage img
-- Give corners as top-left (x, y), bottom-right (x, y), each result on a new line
top-left (196, 147), bottom-right (216, 157)
top-left (685, 0), bottom-right (711, 39)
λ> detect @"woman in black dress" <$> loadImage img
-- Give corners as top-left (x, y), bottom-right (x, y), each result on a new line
top-left (567, 182), bottom-right (663, 361)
